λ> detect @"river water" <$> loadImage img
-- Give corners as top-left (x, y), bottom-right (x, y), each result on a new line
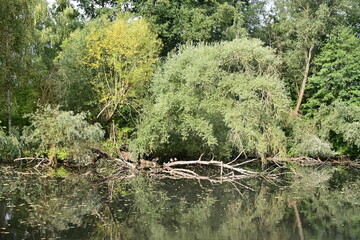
top-left (0, 165), bottom-right (359, 240)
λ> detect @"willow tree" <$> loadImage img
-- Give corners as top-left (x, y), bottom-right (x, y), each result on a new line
top-left (59, 16), bottom-right (161, 140)
top-left (132, 38), bottom-right (290, 160)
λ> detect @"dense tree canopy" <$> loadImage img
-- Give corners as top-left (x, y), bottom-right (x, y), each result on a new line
top-left (75, 0), bottom-right (117, 18)
top-left (0, 0), bottom-right (359, 161)
top-left (303, 27), bottom-right (360, 116)
top-left (1, 4), bottom-right (360, 240)
top-left (132, 38), bottom-right (289, 159)
top-left (271, 0), bottom-right (358, 114)
top-left (0, 0), bottom-right (38, 132)
top-left (119, 0), bottom-right (247, 56)
top-left (58, 15), bottom-right (161, 140)
top-left (314, 102), bottom-right (360, 157)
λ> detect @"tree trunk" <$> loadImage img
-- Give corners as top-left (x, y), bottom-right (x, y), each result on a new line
top-left (294, 46), bottom-right (314, 115)
top-left (100, 105), bottom-right (118, 143)
top-left (288, 200), bottom-right (305, 240)
top-left (7, 88), bottom-right (11, 133)
top-left (5, 33), bottom-right (12, 134)
top-left (110, 120), bottom-right (116, 143)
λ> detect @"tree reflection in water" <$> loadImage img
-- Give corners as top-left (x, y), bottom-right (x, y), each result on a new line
top-left (0, 166), bottom-right (359, 240)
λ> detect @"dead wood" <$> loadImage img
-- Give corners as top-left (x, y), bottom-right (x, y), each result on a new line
top-left (14, 157), bottom-right (48, 162)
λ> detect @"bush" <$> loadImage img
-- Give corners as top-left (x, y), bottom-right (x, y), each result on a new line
top-left (131, 38), bottom-right (290, 160)
top-left (314, 101), bottom-right (360, 157)
top-left (288, 118), bottom-right (335, 158)
top-left (54, 167), bottom-right (69, 178)
top-left (0, 127), bottom-right (21, 160)
top-left (22, 105), bottom-right (104, 165)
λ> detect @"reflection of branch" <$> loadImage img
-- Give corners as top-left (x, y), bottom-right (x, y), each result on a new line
top-left (164, 160), bottom-right (258, 176)
top-left (288, 200), bottom-right (304, 240)
top-left (154, 172), bottom-right (252, 193)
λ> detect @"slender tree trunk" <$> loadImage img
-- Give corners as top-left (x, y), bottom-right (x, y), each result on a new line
top-left (5, 33), bottom-right (12, 134)
top-left (110, 120), bottom-right (116, 143)
top-left (7, 87), bottom-right (11, 133)
top-left (289, 200), bottom-right (304, 240)
top-left (103, 107), bottom-right (117, 143)
top-left (294, 46), bottom-right (314, 115)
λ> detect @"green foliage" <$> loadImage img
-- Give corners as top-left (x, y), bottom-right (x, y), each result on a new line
top-left (0, 0), bottom-right (39, 129)
top-left (314, 101), bottom-right (360, 157)
top-left (56, 22), bottom-right (96, 114)
top-left (35, 0), bottom-right (82, 67)
top-left (82, 15), bottom-right (161, 122)
top-left (121, 0), bottom-right (247, 56)
top-left (0, 126), bottom-right (22, 160)
top-left (1, 0), bottom-right (359, 161)
top-left (293, 133), bottom-right (335, 158)
top-left (272, 0), bottom-right (356, 104)
top-left (28, 0), bottom-right (83, 110)
top-left (287, 118), bottom-right (335, 158)
top-left (242, 0), bottom-right (267, 38)
top-left (58, 15), bottom-right (160, 143)
top-left (0, 0), bottom-right (83, 130)
top-left (75, 0), bottom-right (117, 18)
top-left (303, 27), bottom-right (360, 116)
top-left (328, 167), bottom-right (357, 189)
top-left (54, 166), bottom-right (69, 178)
top-left (101, 125), bottom-right (134, 155)
top-left (132, 38), bottom-right (289, 160)
top-left (22, 105), bottom-right (104, 164)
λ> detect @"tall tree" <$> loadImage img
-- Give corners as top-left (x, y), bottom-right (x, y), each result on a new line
top-left (132, 38), bottom-right (289, 160)
top-left (32, 0), bottom-right (82, 105)
top-left (272, 0), bottom-right (357, 114)
top-left (0, 0), bottom-right (38, 132)
top-left (303, 27), bottom-right (360, 117)
top-left (58, 16), bottom-right (161, 140)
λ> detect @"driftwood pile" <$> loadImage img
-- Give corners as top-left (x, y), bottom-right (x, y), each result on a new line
top-left (12, 149), bottom-right (359, 190)
top-left (98, 153), bottom-right (271, 193)
top-left (108, 152), bottom-right (280, 187)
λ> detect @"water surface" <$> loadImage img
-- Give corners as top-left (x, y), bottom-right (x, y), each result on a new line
top-left (0, 165), bottom-right (359, 240)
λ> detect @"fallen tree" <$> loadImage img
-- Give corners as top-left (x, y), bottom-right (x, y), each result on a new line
top-left (11, 149), bottom-right (359, 192)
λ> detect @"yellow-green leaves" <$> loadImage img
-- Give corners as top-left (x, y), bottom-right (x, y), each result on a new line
top-left (83, 16), bottom-right (161, 121)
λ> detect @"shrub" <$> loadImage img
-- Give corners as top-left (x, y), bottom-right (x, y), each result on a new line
top-left (288, 118), bottom-right (335, 158)
top-left (131, 38), bottom-right (290, 160)
top-left (54, 167), bottom-right (69, 178)
top-left (22, 105), bottom-right (104, 165)
top-left (314, 101), bottom-right (360, 157)
top-left (0, 126), bottom-right (21, 160)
